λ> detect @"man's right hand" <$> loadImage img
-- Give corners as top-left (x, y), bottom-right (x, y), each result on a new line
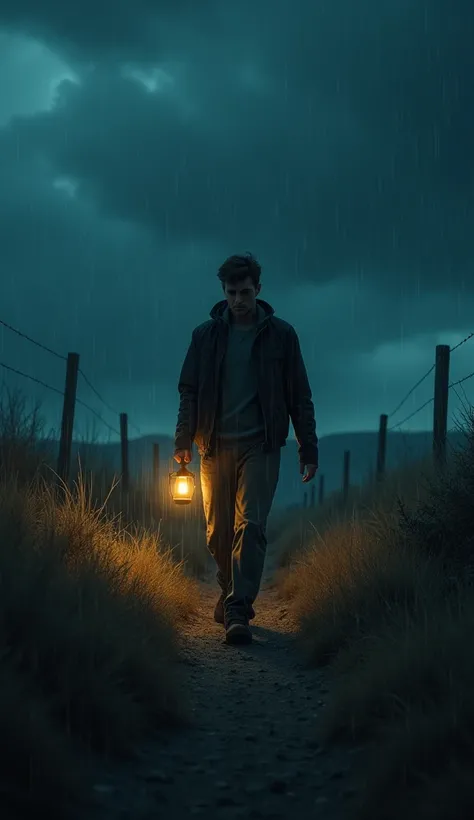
top-left (174, 449), bottom-right (192, 464)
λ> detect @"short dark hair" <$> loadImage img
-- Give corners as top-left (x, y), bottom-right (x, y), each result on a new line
top-left (217, 252), bottom-right (261, 288)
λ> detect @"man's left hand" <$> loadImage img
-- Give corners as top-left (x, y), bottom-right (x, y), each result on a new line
top-left (300, 462), bottom-right (318, 483)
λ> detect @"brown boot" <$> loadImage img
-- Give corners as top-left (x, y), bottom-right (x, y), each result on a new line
top-left (225, 610), bottom-right (252, 645)
top-left (214, 592), bottom-right (255, 625)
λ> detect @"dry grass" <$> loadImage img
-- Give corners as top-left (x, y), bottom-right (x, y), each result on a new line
top-left (68, 459), bottom-right (209, 580)
top-left (279, 412), bottom-right (474, 819)
top-left (0, 389), bottom-right (51, 485)
top-left (53, 460), bottom-right (208, 580)
top-left (0, 389), bottom-right (201, 817)
top-left (273, 452), bottom-right (438, 570)
top-left (278, 515), bottom-right (444, 667)
top-left (0, 388), bottom-right (209, 578)
top-left (347, 594), bottom-right (474, 820)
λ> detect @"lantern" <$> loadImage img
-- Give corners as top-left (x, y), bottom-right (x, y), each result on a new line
top-left (169, 460), bottom-right (196, 505)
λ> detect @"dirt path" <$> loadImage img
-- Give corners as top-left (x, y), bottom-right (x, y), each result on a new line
top-left (90, 563), bottom-right (362, 819)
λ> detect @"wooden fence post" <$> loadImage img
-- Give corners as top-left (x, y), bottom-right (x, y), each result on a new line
top-left (376, 413), bottom-right (388, 482)
top-left (310, 483), bottom-right (316, 508)
top-left (57, 352), bottom-right (79, 485)
top-left (343, 450), bottom-right (350, 502)
top-left (120, 413), bottom-right (129, 494)
top-left (318, 474), bottom-right (325, 505)
top-left (433, 344), bottom-right (450, 470)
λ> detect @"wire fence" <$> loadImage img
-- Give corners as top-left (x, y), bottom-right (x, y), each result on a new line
top-left (1, 315), bottom-right (473, 441)
top-left (299, 332), bottom-right (474, 510)
top-left (387, 332), bottom-right (474, 431)
top-left (0, 317), bottom-right (209, 575)
top-left (0, 316), bottom-right (142, 439)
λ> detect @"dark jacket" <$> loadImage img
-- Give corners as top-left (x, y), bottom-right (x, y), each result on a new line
top-left (174, 299), bottom-right (318, 465)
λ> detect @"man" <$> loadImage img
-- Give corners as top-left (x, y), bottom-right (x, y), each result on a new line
top-left (174, 253), bottom-right (318, 645)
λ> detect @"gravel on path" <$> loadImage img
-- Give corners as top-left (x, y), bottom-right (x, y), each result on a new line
top-left (89, 573), bottom-right (363, 820)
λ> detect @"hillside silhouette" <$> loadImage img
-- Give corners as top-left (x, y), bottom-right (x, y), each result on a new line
top-left (40, 429), bottom-right (465, 509)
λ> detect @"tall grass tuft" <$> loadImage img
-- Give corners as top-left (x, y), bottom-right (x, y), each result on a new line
top-left (0, 388), bottom-right (200, 816)
top-left (279, 409), bottom-right (474, 819)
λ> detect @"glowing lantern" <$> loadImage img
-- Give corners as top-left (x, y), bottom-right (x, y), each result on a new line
top-left (169, 461), bottom-right (196, 505)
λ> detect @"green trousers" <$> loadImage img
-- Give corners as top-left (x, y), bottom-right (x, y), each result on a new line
top-left (200, 438), bottom-right (281, 615)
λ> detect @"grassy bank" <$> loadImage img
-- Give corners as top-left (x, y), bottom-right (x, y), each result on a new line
top-left (272, 451), bottom-right (438, 572)
top-left (278, 417), bottom-right (474, 820)
top-left (1, 390), bottom-right (209, 579)
top-left (0, 390), bottom-right (200, 817)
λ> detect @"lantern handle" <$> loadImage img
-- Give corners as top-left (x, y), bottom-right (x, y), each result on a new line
top-left (176, 458), bottom-right (191, 476)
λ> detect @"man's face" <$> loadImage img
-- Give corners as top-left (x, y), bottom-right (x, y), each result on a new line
top-left (224, 276), bottom-right (261, 321)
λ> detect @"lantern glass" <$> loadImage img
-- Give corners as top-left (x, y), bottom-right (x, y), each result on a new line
top-left (169, 464), bottom-right (195, 505)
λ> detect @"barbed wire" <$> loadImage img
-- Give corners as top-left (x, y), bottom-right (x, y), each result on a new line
top-left (0, 360), bottom-right (65, 396)
top-left (449, 369), bottom-right (474, 390)
top-left (78, 369), bottom-right (141, 435)
top-left (0, 318), bottom-right (66, 361)
top-left (75, 398), bottom-right (121, 437)
top-left (0, 315), bottom-right (141, 435)
top-left (78, 369), bottom-right (119, 415)
top-left (387, 397), bottom-right (434, 431)
top-left (1, 313), bottom-right (472, 442)
top-left (387, 331), bottom-right (474, 421)
top-left (449, 331), bottom-right (474, 353)
top-left (388, 369), bottom-right (474, 432)
top-left (0, 360), bottom-right (120, 437)
top-left (387, 364), bottom-right (435, 419)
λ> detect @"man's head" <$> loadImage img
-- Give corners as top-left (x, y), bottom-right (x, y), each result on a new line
top-left (217, 252), bottom-right (262, 322)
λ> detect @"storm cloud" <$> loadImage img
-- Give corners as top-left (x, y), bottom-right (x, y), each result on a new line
top-left (0, 1), bottom-right (473, 439)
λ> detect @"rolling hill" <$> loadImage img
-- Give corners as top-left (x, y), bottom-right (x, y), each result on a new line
top-left (42, 428), bottom-right (466, 509)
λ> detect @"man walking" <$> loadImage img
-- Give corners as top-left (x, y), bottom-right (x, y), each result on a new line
top-left (174, 253), bottom-right (318, 645)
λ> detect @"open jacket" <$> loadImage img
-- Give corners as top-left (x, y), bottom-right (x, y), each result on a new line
top-left (174, 299), bottom-right (319, 465)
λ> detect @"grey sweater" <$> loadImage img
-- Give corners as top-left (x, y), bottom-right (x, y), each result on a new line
top-left (215, 306), bottom-right (265, 443)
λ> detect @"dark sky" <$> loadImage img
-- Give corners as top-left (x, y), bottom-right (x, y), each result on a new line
top-left (0, 1), bottom-right (473, 442)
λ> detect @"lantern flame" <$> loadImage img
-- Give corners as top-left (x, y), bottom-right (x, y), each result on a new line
top-left (176, 478), bottom-right (189, 496)
top-left (169, 461), bottom-right (195, 505)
